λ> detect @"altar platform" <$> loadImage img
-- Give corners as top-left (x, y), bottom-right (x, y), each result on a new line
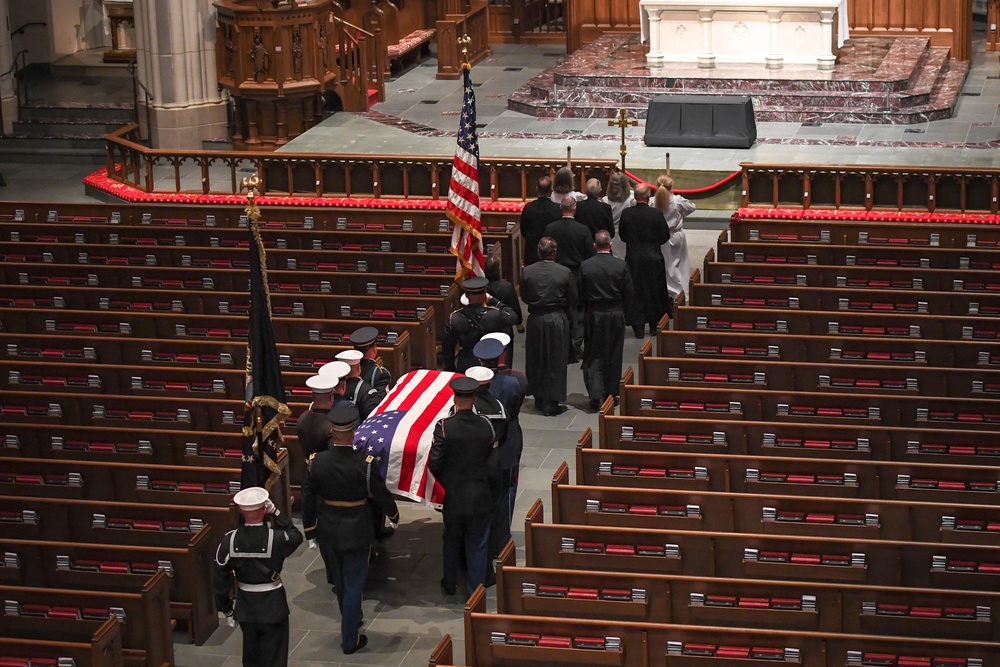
top-left (509, 33), bottom-right (968, 124)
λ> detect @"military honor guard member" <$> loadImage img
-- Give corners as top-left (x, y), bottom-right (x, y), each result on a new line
top-left (296, 374), bottom-right (344, 463)
top-left (302, 404), bottom-right (400, 655)
top-left (473, 337), bottom-right (527, 573)
top-left (442, 276), bottom-right (518, 374)
top-left (214, 487), bottom-right (303, 667)
top-left (317, 360), bottom-right (352, 404)
top-left (429, 376), bottom-right (502, 598)
top-left (350, 326), bottom-right (392, 400)
top-left (335, 349), bottom-right (381, 419)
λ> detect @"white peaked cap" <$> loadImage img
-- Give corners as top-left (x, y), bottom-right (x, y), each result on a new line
top-left (482, 331), bottom-right (511, 347)
top-left (305, 374), bottom-right (338, 393)
top-left (465, 366), bottom-right (494, 384)
top-left (233, 486), bottom-right (268, 511)
top-left (335, 349), bottom-right (364, 365)
top-left (318, 360), bottom-right (351, 381)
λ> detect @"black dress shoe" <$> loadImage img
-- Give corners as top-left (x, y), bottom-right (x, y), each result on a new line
top-left (632, 326), bottom-right (644, 339)
top-left (375, 525), bottom-right (396, 540)
top-left (589, 398), bottom-right (601, 411)
top-left (543, 404), bottom-right (567, 417)
top-left (441, 579), bottom-right (457, 596)
top-left (343, 634), bottom-right (368, 655)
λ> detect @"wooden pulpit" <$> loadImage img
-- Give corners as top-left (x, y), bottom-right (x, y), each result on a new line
top-left (215, 0), bottom-right (338, 150)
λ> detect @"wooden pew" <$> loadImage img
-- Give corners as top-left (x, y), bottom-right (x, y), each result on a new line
top-left (576, 430), bottom-right (1000, 506)
top-left (0, 330), bottom-right (413, 381)
top-left (554, 460), bottom-right (1000, 545)
top-left (0, 240), bottom-right (464, 276)
top-left (595, 406), bottom-right (1000, 468)
top-left (0, 494), bottom-right (237, 546)
top-left (717, 239), bottom-right (1000, 270)
top-left (689, 282), bottom-right (1000, 318)
top-left (495, 541), bottom-right (1000, 641)
top-left (466, 585), bottom-right (1000, 667)
top-left (673, 304), bottom-right (1000, 342)
top-left (3, 537), bottom-right (216, 644)
top-left (618, 370), bottom-right (1000, 431)
top-left (365, 0), bottom-right (435, 71)
top-left (729, 217), bottom-right (1000, 248)
top-left (636, 348), bottom-right (1000, 399)
top-left (703, 259), bottom-right (1000, 293)
top-left (0, 619), bottom-right (123, 667)
top-left (0, 572), bottom-right (172, 667)
top-left (523, 499), bottom-right (1000, 591)
top-left (656, 329), bottom-right (1000, 369)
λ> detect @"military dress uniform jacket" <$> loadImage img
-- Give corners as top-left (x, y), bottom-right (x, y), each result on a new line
top-left (344, 377), bottom-right (381, 419)
top-left (302, 446), bottom-right (399, 553)
top-left (442, 301), bottom-right (518, 373)
top-left (214, 512), bottom-right (303, 625)
top-left (360, 357), bottom-right (391, 400)
top-left (428, 410), bottom-right (501, 516)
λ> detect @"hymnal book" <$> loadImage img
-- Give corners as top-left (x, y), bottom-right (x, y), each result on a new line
top-left (638, 468), bottom-right (666, 477)
top-left (716, 647), bottom-right (750, 659)
top-left (908, 607), bottom-right (941, 618)
top-left (605, 544), bottom-right (635, 556)
top-left (537, 636), bottom-right (572, 649)
top-left (601, 589), bottom-right (632, 601)
top-left (682, 644), bottom-right (715, 657)
top-left (537, 585), bottom-right (568, 598)
top-left (659, 506), bottom-right (687, 517)
top-left (628, 505), bottom-right (657, 516)
top-left (758, 551), bottom-right (787, 563)
top-left (706, 595), bottom-right (736, 607)
top-left (821, 554), bottom-right (851, 566)
top-left (790, 553), bottom-right (822, 565)
top-left (573, 637), bottom-right (606, 650)
top-left (567, 588), bottom-right (598, 600)
top-left (943, 607), bottom-right (976, 620)
top-left (81, 607), bottom-right (110, 621)
top-left (875, 603), bottom-right (908, 616)
top-left (738, 598), bottom-right (770, 608)
top-left (750, 647), bottom-right (784, 660)
top-left (507, 633), bottom-right (539, 646)
top-left (600, 503), bottom-right (628, 514)
top-left (574, 542), bottom-right (603, 554)
top-left (637, 545), bottom-right (664, 557)
top-left (861, 653), bottom-right (895, 666)
top-left (946, 560), bottom-right (976, 572)
top-left (770, 598), bottom-right (801, 610)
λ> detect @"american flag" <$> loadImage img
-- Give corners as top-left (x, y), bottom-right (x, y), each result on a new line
top-left (352, 369), bottom-right (462, 507)
top-left (446, 65), bottom-right (485, 279)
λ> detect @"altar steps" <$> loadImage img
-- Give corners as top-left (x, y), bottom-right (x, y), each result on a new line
top-left (509, 35), bottom-right (967, 125)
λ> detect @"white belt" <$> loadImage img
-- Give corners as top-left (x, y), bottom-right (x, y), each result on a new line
top-left (237, 580), bottom-right (283, 592)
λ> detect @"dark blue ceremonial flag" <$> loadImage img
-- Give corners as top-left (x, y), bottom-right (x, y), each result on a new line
top-left (241, 215), bottom-right (289, 491)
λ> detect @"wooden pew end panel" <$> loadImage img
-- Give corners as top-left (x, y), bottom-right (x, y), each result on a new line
top-left (427, 634), bottom-right (453, 667)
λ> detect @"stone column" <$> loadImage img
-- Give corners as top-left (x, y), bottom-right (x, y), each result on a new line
top-left (766, 10), bottom-right (783, 70)
top-left (817, 9), bottom-right (837, 70)
top-left (133, 0), bottom-right (227, 148)
top-left (697, 9), bottom-right (715, 69)
top-left (0, 0), bottom-right (15, 134)
top-left (646, 11), bottom-right (664, 64)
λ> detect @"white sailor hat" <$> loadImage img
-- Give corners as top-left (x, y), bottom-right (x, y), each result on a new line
top-left (305, 374), bottom-right (338, 394)
top-left (466, 365), bottom-right (494, 384)
top-left (233, 486), bottom-right (268, 511)
top-left (335, 349), bottom-right (364, 365)
top-left (482, 331), bottom-right (511, 347)
top-left (318, 360), bottom-right (351, 381)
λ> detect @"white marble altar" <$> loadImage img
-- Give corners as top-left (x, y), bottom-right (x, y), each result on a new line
top-left (640, 0), bottom-right (843, 70)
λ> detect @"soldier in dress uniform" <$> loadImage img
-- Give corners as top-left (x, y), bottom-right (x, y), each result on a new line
top-left (429, 376), bottom-right (501, 598)
top-left (302, 404), bottom-right (399, 655)
top-left (296, 374), bottom-right (346, 464)
top-left (350, 327), bottom-right (392, 400)
top-left (442, 277), bottom-right (518, 374)
top-left (473, 337), bottom-right (527, 576)
top-left (317, 360), bottom-right (352, 406)
top-left (335, 350), bottom-right (381, 419)
top-left (466, 365), bottom-right (508, 450)
top-left (214, 486), bottom-right (303, 667)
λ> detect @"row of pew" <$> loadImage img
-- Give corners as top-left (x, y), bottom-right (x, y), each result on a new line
top-left (0, 200), bottom-right (519, 666)
top-left (430, 215), bottom-right (1000, 665)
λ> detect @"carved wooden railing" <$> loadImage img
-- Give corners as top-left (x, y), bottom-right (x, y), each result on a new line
top-left (436, 0), bottom-right (491, 79)
top-left (334, 16), bottom-right (384, 108)
top-left (741, 162), bottom-right (1000, 214)
top-left (104, 124), bottom-right (619, 201)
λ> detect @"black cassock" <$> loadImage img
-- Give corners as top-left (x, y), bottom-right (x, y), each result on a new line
top-left (579, 251), bottom-right (633, 404)
top-left (619, 202), bottom-right (670, 331)
top-left (518, 259), bottom-right (577, 405)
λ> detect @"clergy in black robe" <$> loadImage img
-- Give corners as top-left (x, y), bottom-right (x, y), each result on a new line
top-left (575, 178), bottom-right (615, 239)
top-left (619, 183), bottom-right (670, 337)
top-left (543, 197), bottom-right (595, 362)
top-left (519, 176), bottom-right (562, 266)
top-left (579, 230), bottom-right (633, 409)
top-left (484, 254), bottom-right (522, 365)
top-left (518, 237), bottom-right (577, 416)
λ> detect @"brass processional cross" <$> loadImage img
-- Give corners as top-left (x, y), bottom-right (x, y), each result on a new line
top-left (608, 108), bottom-right (638, 172)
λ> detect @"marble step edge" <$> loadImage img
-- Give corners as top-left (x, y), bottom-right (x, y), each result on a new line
top-left (13, 117), bottom-right (129, 127)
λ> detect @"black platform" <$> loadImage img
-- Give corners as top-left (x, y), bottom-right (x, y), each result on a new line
top-left (644, 95), bottom-right (757, 149)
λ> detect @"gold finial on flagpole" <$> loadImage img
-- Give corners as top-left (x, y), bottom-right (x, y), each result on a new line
top-left (240, 172), bottom-right (263, 225)
top-left (608, 108), bottom-right (638, 172)
top-left (458, 34), bottom-right (472, 70)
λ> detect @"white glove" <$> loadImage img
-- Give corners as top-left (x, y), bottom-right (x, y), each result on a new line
top-left (389, 520), bottom-right (399, 530)
top-left (222, 611), bottom-right (236, 627)
top-left (308, 539), bottom-right (318, 550)
top-left (264, 499), bottom-right (276, 515)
